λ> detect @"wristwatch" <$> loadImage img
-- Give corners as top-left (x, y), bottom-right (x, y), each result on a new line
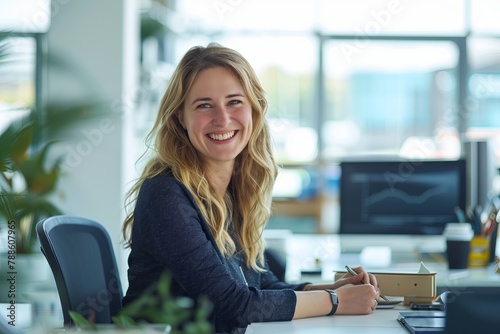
top-left (325, 289), bottom-right (338, 316)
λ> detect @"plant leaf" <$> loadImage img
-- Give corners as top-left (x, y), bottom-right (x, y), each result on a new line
top-left (18, 141), bottom-right (61, 195)
top-left (0, 189), bottom-right (15, 219)
top-left (68, 311), bottom-right (95, 330)
top-left (0, 113), bottom-right (35, 172)
top-left (112, 314), bottom-right (136, 328)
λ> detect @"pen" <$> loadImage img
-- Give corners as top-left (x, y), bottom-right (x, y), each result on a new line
top-left (345, 265), bottom-right (389, 302)
top-left (484, 212), bottom-right (495, 236)
top-left (454, 206), bottom-right (466, 224)
top-left (473, 206), bottom-right (483, 235)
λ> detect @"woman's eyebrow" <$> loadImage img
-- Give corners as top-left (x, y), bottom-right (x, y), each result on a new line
top-left (226, 93), bottom-right (244, 98)
top-left (191, 97), bottom-right (212, 105)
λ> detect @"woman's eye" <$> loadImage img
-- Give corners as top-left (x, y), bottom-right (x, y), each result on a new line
top-left (228, 100), bottom-right (242, 106)
top-left (197, 103), bottom-right (211, 109)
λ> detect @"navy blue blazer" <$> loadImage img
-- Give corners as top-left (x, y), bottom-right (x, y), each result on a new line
top-left (123, 172), bottom-right (308, 333)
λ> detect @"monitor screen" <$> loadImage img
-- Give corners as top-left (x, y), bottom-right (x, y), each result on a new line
top-left (339, 159), bottom-right (466, 235)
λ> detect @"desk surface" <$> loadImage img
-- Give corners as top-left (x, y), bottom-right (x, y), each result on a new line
top-left (247, 307), bottom-right (408, 334)
top-left (264, 233), bottom-right (500, 288)
top-left (254, 233), bottom-right (500, 333)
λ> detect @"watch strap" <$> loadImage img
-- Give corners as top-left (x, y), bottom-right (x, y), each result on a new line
top-left (325, 289), bottom-right (338, 316)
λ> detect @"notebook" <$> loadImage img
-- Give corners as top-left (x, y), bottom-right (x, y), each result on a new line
top-left (397, 311), bottom-right (445, 334)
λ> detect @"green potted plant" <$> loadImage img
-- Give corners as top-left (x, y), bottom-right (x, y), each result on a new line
top-left (0, 111), bottom-right (63, 254)
top-left (0, 33), bottom-right (109, 256)
top-left (0, 32), bottom-right (63, 256)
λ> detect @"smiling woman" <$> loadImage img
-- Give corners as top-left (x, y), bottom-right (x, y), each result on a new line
top-left (121, 43), bottom-right (381, 334)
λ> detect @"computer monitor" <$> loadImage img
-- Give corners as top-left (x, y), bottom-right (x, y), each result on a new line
top-left (339, 159), bottom-right (466, 235)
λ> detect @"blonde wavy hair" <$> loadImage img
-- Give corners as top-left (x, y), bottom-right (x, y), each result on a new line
top-left (122, 44), bottom-right (278, 271)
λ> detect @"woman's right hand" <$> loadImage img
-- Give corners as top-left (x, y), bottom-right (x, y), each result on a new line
top-left (334, 283), bottom-right (380, 315)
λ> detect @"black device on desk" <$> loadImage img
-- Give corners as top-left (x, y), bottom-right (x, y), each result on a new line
top-left (410, 290), bottom-right (450, 311)
top-left (397, 311), bottom-right (446, 333)
top-left (398, 287), bottom-right (500, 334)
top-left (339, 159), bottom-right (466, 235)
top-left (410, 303), bottom-right (445, 311)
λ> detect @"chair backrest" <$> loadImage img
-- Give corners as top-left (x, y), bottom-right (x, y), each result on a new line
top-left (36, 215), bottom-right (123, 326)
top-left (264, 248), bottom-right (286, 282)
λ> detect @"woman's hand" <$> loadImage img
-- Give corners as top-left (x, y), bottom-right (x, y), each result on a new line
top-left (331, 266), bottom-right (384, 304)
top-left (335, 283), bottom-right (380, 315)
top-left (295, 266), bottom-right (381, 319)
top-left (333, 266), bottom-right (379, 289)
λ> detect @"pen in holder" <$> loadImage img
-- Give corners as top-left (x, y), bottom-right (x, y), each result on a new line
top-left (487, 203), bottom-right (499, 263)
top-left (489, 218), bottom-right (498, 263)
top-left (460, 202), bottom-right (499, 267)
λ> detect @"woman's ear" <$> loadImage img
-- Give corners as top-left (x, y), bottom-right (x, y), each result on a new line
top-left (176, 109), bottom-right (186, 130)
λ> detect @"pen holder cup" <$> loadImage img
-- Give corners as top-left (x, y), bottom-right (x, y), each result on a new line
top-left (469, 236), bottom-right (490, 268)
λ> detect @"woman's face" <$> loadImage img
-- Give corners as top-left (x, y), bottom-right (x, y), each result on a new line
top-left (178, 66), bottom-right (253, 169)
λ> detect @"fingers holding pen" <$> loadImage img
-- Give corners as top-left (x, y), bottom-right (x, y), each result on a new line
top-left (345, 266), bottom-right (378, 287)
top-left (344, 265), bottom-right (387, 302)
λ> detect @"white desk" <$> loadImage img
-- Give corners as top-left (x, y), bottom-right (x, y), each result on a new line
top-left (247, 307), bottom-right (408, 334)
top-left (253, 233), bottom-right (500, 333)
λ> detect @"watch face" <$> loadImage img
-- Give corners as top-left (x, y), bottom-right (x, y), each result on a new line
top-left (326, 289), bottom-right (337, 302)
top-left (325, 289), bottom-right (338, 316)
top-left (331, 291), bottom-right (338, 304)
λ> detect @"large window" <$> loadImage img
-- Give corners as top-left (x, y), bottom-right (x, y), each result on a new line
top-left (0, 36), bottom-right (37, 131)
top-left (468, 37), bottom-right (500, 129)
top-left (322, 39), bottom-right (461, 160)
top-left (0, 0), bottom-right (49, 130)
top-left (136, 0), bottom-right (500, 207)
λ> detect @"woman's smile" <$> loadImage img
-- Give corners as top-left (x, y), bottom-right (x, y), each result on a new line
top-left (208, 130), bottom-right (237, 141)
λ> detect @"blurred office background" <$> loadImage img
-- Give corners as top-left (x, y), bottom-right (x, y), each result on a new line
top-left (133, 0), bottom-right (500, 235)
top-left (1, 0), bottom-right (500, 287)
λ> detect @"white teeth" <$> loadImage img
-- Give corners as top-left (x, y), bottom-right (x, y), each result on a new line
top-left (209, 131), bottom-right (235, 141)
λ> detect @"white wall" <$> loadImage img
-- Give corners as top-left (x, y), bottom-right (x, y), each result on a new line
top-left (46, 0), bottom-right (138, 288)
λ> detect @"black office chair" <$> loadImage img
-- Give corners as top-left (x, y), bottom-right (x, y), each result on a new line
top-left (264, 248), bottom-right (287, 282)
top-left (36, 215), bottom-right (123, 326)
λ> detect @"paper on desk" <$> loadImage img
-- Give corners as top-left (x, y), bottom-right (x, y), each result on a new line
top-left (418, 261), bottom-right (432, 274)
